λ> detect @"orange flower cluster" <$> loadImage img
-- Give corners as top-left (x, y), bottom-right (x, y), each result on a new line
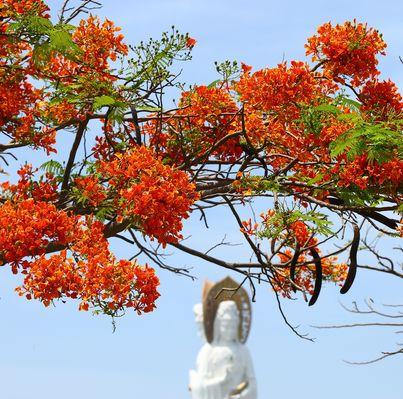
top-left (98, 146), bottom-right (199, 245)
top-left (147, 85), bottom-right (242, 163)
top-left (0, 74), bottom-right (39, 135)
top-left (16, 219), bottom-right (159, 313)
top-left (40, 99), bottom-right (85, 126)
top-left (0, 1), bottom-right (57, 153)
top-left (237, 61), bottom-right (326, 114)
top-left (0, 199), bottom-right (76, 269)
top-left (0, 67), bottom-right (57, 150)
top-left (0, 196), bottom-right (160, 313)
top-left (40, 15), bottom-right (128, 125)
top-left (290, 220), bottom-right (311, 246)
top-left (74, 175), bottom-right (107, 207)
top-left (0, 163), bottom-right (160, 314)
top-left (0, 0), bottom-right (50, 18)
top-left (337, 155), bottom-right (403, 191)
top-left (69, 219), bottom-right (159, 314)
top-left (305, 21), bottom-right (386, 86)
top-left (1, 164), bottom-right (59, 202)
top-left (235, 61), bottom-right (339, 160)
top-left (73, 16), bottom-right (128, 74)
top-left (360, 79), bottom-right (403, 120)
top-left (48, 15), bottom-right (128, 84)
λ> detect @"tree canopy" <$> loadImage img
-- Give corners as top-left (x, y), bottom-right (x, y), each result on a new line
top-left (0, 0), bottom-right (401, 322)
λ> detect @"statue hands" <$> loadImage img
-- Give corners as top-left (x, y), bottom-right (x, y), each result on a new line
top-left (229, 381), bottom-right (248, 399)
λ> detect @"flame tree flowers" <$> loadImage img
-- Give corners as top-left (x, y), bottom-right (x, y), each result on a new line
top-left (0, 1), bottom-right (401, 322)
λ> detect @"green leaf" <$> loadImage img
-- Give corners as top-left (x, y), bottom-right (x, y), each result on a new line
top-left (208, 79), bottom-right (221, 88)
top-left (339, 97), bottom-right (361, 111)
top-left (93, 95), bottom-right (116, 110)
top-left (307, 173), bottom-right (325, 185)
top-left (6, 22), bottom-right (21, 33)
top-left (31, 42), bottom-right (52, 66)
top-left (40, 160), bottom-right (64, 176)
top-left (337, 113), bottom-right (360, 122)
top-left (26, 16), bottom-right (53, 34)
top-left (313, 104), bottom-right (341, 115)
top-left (49, 29), bottom-right (81, 55)
top-left (330, 122), bottom-right (402, 163)
top-left (56, 23), bottom-right (76, 33)
top-left (95, 207), bottom-right (112, 222)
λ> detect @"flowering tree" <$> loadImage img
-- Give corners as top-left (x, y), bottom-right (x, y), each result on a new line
top-left (0, 1), bottom-right (401, 324)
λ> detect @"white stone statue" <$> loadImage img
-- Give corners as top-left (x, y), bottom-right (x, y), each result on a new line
top-left (189, 300), bottom-right (257, 399)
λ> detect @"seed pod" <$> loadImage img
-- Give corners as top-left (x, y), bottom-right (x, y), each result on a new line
top-left (289, 242), bottom-right (300, 293)
top-left (340, 224), bottom-right (360, 294)
top-left (308, 247), bottom-right (322, 306)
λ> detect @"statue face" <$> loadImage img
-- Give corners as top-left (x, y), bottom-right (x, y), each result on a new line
top-left (215, 301), bottom-right (239, 343)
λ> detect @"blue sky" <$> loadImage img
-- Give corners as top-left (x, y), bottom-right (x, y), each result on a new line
top-left (0, 1), bottom-right (402, 398)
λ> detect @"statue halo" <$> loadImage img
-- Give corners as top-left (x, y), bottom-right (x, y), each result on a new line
top-left (202, 276), bottom-right (252, 344)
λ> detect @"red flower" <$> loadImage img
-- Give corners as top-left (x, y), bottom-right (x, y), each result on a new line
top-left (360, 79), bottom-right (402, 119)
top-left (186, 37), bottom-right (197, 48)
top-left (306, 20), bottom-right (386, 86)
top-left (241, 62), bottom-right (252, 74)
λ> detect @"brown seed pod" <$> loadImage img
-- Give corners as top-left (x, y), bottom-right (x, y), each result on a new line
top-left (340, 224), bottom-right (360, 294)
top-left (308, 247), bottom-right (322, 306)
top-left (289, 241), bottom-right (300, 293)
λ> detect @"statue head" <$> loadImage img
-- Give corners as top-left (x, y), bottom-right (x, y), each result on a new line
top-left (213, 300), bottom-right (240, 344)
top-left (202, 277), bottom-right (251, 344)
top-left (193, 303), bottom-right (205, 341)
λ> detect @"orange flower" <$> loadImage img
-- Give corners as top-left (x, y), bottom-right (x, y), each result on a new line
top-left (98, 146), bottom-right (199, 246)
top-left (306, 20), bottom-right (386, 86)
top-left (360, 79), bottom-right (402, 120)
top-left (186, 37), bottom-right (197, 48)
top-left (74, 175), bottom-right (107, 207)
top-left (241, 62), bottom-right (252, 74)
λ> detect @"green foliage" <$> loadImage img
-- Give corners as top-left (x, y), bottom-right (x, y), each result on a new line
top-left (136, 105), bottom-right (161, 112)
top-left (306, 95), bottom-right (402, 165)
top-left (298, 100), bottom-right (345, 137)
top-left (237, 176), bottom-right (282, 194)
top-left (298, 105), bottom-right (329, 136)
top-left (313, 104), bottom-right (341, 115)
top-left (258, 208), bottom-right (333, 241)
top-left (94, 206), bottom-right (113, 222)
top-left (24, 15), bottom-right (53, 34)
top-left (306, 173), bottom-right (326, 186)
top-left (7, 12), bottom-right (81, 68)
top-left (125, 27), bottom-right (193, 101)
top-left (338, 96), bottom-right (361, 112)
top-left (207, 79), bottom-right (222, 88)
top-left (336, 187), bottom-right (383, 207)
top-left (291, 210), bottom-right (333, 236)
top-left (214, 60), bottom-right (240, 85)
top-left (93, 95), bottom-right (117, 110)
top-left (48, 28), bottom-right (80, 55)
top-left (7, 15), bottom-right (51, 36)
top-left (330, 122), bottom-right (402, 163)
top-left (40, 160), bottom-right (64, 177)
